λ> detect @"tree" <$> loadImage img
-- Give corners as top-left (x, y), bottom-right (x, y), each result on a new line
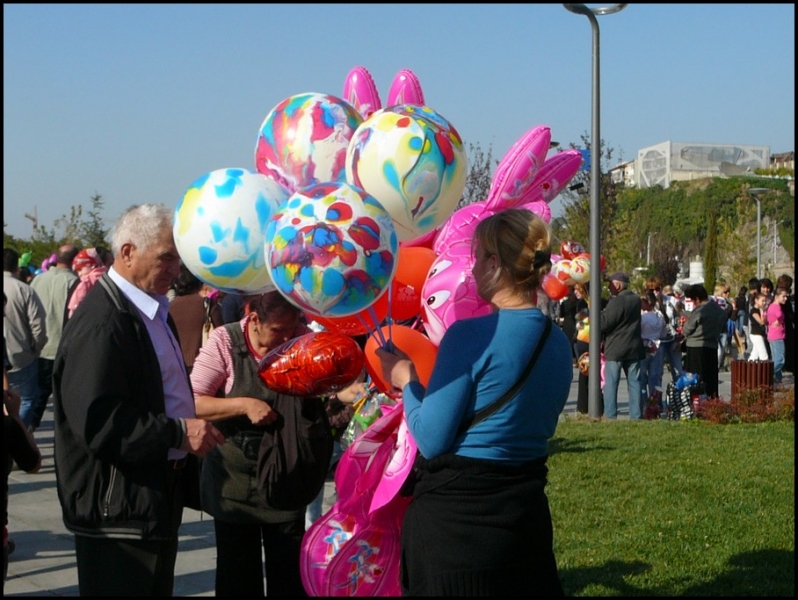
top-left (81, 193), bottom-right (109, 248)
top-left (703, 211), bottom-right (719, 292)
top-left (459, 141), bottom-right (496, 209)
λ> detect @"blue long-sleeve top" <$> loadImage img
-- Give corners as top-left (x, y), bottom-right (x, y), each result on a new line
top-left (403, 308), bottom-right (573, 464)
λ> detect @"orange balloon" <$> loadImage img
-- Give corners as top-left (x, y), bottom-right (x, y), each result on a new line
top-left (313, 292), bottom-right (389, 337)
top-left (390, 246), bottom-right (437, 322)
top-left (364, 324), bottom-right (438, 398)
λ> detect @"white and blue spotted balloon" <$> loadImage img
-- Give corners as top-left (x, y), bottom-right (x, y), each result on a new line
top-left (174, 168), bottom-right (288, 294)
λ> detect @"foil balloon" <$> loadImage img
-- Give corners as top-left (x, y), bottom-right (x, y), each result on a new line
top-left (174, 168), bottom-right (287, 294)
top-left (552, 259), bottom-right (576, 286)
top-left (386, 68), bottom-right (426, 107)
top-left (432, 200), bottom-right (494, 256)
top-left (575, 308), bottom-right (591, 343)
top-left (345, 104), bottom-right (468, 242)
top-left (542, 273), bottom-right (569, 301)
top-left (521, 149), bottom-right (583, 205)
top-left (255, 92), bottom-right (363, 194)
top-left (266, 181), bottom-right (398, 318)
top-left (483, 125), bottom-right (551, 211)
top-left (570, 255), bottom-right (591, 284)
top-left (577, 351), bottom-right (590, 377)
top-left (258, 330), bottom-right (365, 397)
top-left (560, 240), bottom-right (585, 259)
top-left (520, 198), bottom-right (552, 223)
top-left (342, 66), bottom-right (382, 119)
top-left (420, 247), bottom-right (492, 347)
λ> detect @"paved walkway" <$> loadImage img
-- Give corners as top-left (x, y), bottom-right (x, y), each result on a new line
top-left (4, 365), bottom-right (750, 596)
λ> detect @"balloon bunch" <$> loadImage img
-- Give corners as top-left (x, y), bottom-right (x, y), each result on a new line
top-left (173, 67), bottom-right (468, 398)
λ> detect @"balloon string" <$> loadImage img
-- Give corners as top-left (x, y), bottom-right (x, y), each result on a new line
top-left (367, 304), bottom-right (390, 350)
top-left (355, 312), bottom-right (383, 346)
top-left (385, 285), bottom-right (394, 352)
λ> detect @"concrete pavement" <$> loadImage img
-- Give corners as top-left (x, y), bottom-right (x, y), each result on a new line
top-left (4, 365), bottom-right (735, 596)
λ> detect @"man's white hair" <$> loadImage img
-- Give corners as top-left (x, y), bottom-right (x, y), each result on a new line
top-left (111, 204), bottom-right (174, 257)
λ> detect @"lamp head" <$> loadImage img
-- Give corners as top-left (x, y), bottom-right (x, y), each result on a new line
top-left (564, 4), bottom-right (628, 16)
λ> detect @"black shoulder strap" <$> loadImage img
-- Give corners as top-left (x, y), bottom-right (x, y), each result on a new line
top-left (457, 317), bottom-right (552, 436)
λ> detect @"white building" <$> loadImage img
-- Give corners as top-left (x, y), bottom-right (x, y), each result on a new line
top-left (630, 141), bottom-right (770, 189)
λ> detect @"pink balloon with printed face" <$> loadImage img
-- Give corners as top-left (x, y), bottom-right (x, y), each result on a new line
top-left (421, 245), bottom-right (492, 347)
top-left (342, 66), bottom-right (382, 119)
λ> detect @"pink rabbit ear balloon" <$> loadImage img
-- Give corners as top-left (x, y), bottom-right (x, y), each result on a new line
top-left (483, 125), bottom-right (551, 211)
top-left (386, 68), bottom-right (426, 107)
top-left (254, 92), bottom-right (363, 195)
top-left (342, 66), bottom-right (382, 119)
top-left (523, 149), bottom-right (583, 205)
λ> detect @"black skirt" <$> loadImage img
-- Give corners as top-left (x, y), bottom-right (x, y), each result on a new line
top-left (401, 453), bottom-right (564, 597)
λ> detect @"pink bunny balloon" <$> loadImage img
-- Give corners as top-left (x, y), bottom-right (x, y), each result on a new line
top-left (421, 244), bottom-right (492, 347)
top-left (386, 68), bottom-right (425, 107)
top-left (482, 125), bottom-right (551, 211)
top-left (417, 126), bottom-right (582, 344)
top-left (342, 65), bottom-right (382, 119)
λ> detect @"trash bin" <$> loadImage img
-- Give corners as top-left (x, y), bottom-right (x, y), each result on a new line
top-left (730, 360), bottom-right (773, 400)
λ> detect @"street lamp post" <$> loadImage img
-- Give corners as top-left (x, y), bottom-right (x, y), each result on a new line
top-left (748, 188), bottom-right (769, 279)
top-left (647, 232), bottom-right (658, 266)
top-left (563, 3), bottom-right (627, 419)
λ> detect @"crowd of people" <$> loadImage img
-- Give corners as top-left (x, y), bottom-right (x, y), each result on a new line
top-left (553, 269), bottom-right (795, 419)
top-left (3, 202), bottom-right (795, 596)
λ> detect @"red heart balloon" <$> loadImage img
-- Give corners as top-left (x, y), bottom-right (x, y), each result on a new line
top-left (258, 331), bottom-right (365, 397)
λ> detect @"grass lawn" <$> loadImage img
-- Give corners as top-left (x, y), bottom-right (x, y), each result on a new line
top-left (547, 417), bottom-right (795, 596)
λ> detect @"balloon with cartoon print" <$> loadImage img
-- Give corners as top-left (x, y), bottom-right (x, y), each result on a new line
top-left (345, 104), bottom-right (467, 242)
top-left (174, 168), bottom-right (287, 294)
top-left (266, 181), bottom-right (398, 318)
top-left (255, 92), bottom-right (363, 195)
top-left (421, 244), bottom-right (492, 347)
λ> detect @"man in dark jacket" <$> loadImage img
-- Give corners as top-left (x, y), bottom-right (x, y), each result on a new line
top-left (52, 204), bottom-right (225, 596)
top-left (683, 283), bottom-right (730, 398)
top-left (600, 271), bottom-right (645, 419)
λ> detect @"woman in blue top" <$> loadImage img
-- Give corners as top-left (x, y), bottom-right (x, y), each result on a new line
top-left (377, 208), bottom-right (573, 596)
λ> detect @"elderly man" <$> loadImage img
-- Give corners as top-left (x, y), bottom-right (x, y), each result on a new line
top-left (600, 271), bottom-right (645, 420)
top-left (53, 204), bottom-right (225, 596)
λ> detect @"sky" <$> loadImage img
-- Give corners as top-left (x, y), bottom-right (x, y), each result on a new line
top-left (3, 3), bottom-right (795, 240)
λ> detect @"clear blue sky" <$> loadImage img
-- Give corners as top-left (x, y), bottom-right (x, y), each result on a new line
top-left (3, 3), bottom-right (795, 240)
